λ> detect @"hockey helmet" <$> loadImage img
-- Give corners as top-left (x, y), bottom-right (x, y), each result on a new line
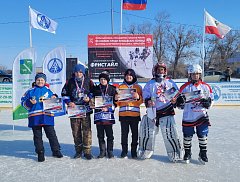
top-left (152, 62), bottom-right (167, 77)
top-left (188, 64), bottom-right (202, 74)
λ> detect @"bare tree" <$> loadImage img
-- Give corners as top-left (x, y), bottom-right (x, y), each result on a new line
top-left (152, 12), bottom-right (171, 63)
top-left (167, 25), bottom-right (200, 78)
top-left (204, 31), bottom-right (240, 71)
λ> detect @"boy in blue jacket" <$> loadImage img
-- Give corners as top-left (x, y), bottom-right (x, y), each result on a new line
top-left (21, 73), bottom-right (63, 162)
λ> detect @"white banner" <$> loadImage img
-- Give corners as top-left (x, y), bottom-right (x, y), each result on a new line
top-left (12, 48), bottom-right (36, 120)
top-left (42, 47), bottom-right (66, 97)
top-left (29, 6), bottom-right (58, 34)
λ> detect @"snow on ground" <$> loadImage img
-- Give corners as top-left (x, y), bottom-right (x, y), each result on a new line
top-left (0, 106), bottom-right (240, 182)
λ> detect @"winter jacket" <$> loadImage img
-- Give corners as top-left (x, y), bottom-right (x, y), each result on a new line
top-left (92, 84), bottom-right (117, 125)
top-left (21, 85), bottom-right (55, 127)
top-left (61, 77), bottom-right (94, 114)
top-left (116, 81), bottom-right (143, 122)
top-left (143, 78), bottom-right (178, 118)
top-left (179, 81), bottom-right (213, 127)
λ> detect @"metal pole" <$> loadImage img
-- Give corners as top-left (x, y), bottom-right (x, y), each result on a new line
top-left (29, 6), bottom-right (33, 47)
top-left (120, 0), bottom-right (123, 34)
top-left (202, 9), bottom-right (206, 80)
top-left (111, 0), bottom-right (114, 34)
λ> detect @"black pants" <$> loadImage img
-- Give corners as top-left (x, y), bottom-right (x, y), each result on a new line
top-left (32, 125), bottom-right (60, 154)
top-left (120, 121), bottom-right (139, 151)
top-left (96, 125), bottom-right (114, 152)
top-left (226, 75), bottom-right (231, 82)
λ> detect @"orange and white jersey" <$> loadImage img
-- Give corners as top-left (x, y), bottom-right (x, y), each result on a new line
top-left (179, 81), bottom-right (213, 125)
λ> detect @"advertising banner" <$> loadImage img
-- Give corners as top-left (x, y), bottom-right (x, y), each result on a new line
top-left (88, 34), bottom-right (153, 79)
top-left (0, 84), bottom-right (12, 107)
top-left (42, 47), bottom-right (66, 97)
top-left (12, 48), bottom-right (36, 120)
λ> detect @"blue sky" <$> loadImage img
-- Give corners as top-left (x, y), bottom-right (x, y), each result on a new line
top-left (0, 0), bottom-right (239, 69)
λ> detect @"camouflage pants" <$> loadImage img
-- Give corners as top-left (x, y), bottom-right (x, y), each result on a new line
top-left (70, 115), bottom-right (92, 155)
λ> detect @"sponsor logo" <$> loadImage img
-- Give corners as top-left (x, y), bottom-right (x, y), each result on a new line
top-left (211, 85), bottom-right (221, 101)
top-left (90, 62), bottom-right (118, 68)
top-left (47, 58), bottom-right (63, 74)
top-left (37, 14), bottom-right (51, 29)
top-left (20, 59), bottom-right (32, 74)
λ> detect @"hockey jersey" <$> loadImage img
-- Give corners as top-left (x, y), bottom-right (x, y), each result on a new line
top-left (179, 81), bottom-right (213, 126)
top-left (21, 85), bottom-right (55, 127)
top-left (143, 78), bottom-right (178, 117)
top-left (116, 81), bottom-right (143, 122)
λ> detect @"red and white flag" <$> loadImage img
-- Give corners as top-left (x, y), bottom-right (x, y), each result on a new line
top-left (205, 11), bottom-right (231, 39)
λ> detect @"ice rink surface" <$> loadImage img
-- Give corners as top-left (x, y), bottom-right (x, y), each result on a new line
top-left (0, 106), bottom-right (240, 182)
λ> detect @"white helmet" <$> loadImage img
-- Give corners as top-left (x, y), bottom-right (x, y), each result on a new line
top-left (188, 64), bottom-right (202, 74)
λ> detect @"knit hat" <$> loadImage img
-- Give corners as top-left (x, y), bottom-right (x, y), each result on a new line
top-left (35, 73), bottom-right (47, 81)
top-left (124, 69), bottom-right (137, 84)
top-left (74, 64), bottom-right (85, 73)
top-left (99, 71), bottom-right (110, 83)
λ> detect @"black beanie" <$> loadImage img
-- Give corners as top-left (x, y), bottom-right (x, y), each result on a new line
top-left (124, 69), bottom-right (137, 84)
top-left (99, 72), bottom-right (110, 83)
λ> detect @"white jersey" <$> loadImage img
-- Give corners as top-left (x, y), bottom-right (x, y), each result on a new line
top-left (143, 78), bottom-right (178, 117)
top-left (179, 81), bottom-right (213, 126)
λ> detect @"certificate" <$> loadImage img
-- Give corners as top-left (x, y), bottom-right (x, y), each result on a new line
top-left (94, 96), bottom-right (113, 109)
top-left (118, 88), bottom-right (136, 102)
top-left (43, 98), bottom-right (63, 111)
top-left (183, 90), bottom-right (202, 103)
top-left (67, 105), bottom-right (86, 118)
top-left (163, 87), bottom-right (179, 100)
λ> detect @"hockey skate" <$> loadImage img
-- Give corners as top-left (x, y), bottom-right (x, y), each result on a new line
top-left (198, 150), bottom-right (208, 165)
top-left (141, 150), bottom-right (153, 159)
top-left (183, 150), bottom-right (191, 164)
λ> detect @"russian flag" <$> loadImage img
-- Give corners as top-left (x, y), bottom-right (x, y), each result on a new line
top-left (123, 0), bottom-right (147, 10)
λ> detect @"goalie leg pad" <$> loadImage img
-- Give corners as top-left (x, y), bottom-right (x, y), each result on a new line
top-left (159, 116), bottom-right (183, 161)
top-left (138, 115), bottom-right (158, 159)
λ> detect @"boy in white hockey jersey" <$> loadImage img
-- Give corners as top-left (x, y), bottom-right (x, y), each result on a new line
top-left (178, 64), bottom-right (213, 164)
top-left (143, 62), bottom-right (182, 161)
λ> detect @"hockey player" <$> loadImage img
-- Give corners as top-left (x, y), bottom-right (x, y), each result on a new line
top-left (142, 62), bottom-right (182, 162)
top-left (91, 71), bottom-right (118, 159)
top-left (61, 64), bottom-right (94, 160)
top-left (116, 69), bottom-right (143, 159)
top-left (178, 64), bottom-right (213, 164)
top-left (21, 73), bottom-right (63, 162)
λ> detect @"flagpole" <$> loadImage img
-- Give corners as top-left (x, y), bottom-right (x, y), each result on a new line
top-left (202, 9), bottom-right (206, 80)
top-left (120, 0), bottom-right (123, 34)
top-left (29, 6), bottom-right (33, 48)
top-left (111, 0), bottom-right (114, 34)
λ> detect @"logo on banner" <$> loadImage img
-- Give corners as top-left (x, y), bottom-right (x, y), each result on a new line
top-left (20, 59), bottom-right (33, 74)
top-left (212, 85), bottom-right (221, 101)
top-left (47, 58), bottom-right (63, 74)
top-left (37, 14), bottom-right (51, 29)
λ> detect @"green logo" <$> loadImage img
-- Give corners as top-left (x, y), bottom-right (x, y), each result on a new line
top-left (20, 59), bottom-right (32, 74)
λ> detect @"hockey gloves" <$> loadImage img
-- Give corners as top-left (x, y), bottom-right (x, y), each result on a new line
top-left (176, 94), bottom-right (186, 109)
top-left (200, 97), bottom-right (212, 109)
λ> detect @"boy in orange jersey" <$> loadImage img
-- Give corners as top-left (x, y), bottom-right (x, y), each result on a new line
top-left (116, 69), bottom-right (143, 159)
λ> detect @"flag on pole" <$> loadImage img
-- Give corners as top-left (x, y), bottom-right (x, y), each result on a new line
top-left (205, 11), bottom-right (231, 39)
top-left (12, 48), bottom-right (36, 120)
top-left (29, 6), bottom-right (58, 34)
top-left (122, 0), bottom-right (147, 10)
top-left (42, 47), bottom-right (66, 97)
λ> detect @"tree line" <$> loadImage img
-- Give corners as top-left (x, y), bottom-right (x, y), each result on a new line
top-left (124, 12), bottom-right (240, 78)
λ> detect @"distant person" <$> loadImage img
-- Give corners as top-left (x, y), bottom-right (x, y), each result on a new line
top-left (21, 73), bottom-right (63, 162)
top-left (225, 67), bottom-right (232, 82)
top-left (61, 64), bottom-right (94, 160)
